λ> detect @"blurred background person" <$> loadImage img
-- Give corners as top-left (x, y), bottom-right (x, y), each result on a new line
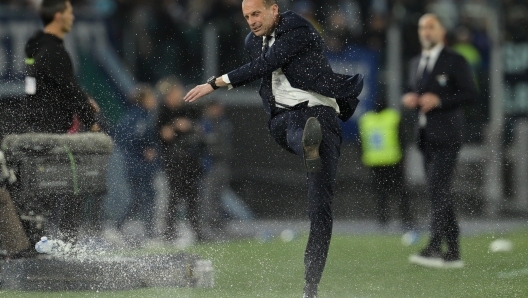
top-left (359, 97), bottom-right (414, 231)
top-left (22, 0), bottom-right (100, 244)
top-left (199, 100), bottom-right (234, 234)
top-left (451, 26), bottom-right (482, 81)
top-left (114, 84), bottom-right (159, 241)
top-left (404, 14), bottom-right (477, 269)
top-left (24, 0), bottom-right (98, 134)
top-left (324, 9), bottom-right (356, 53)
top-left (292, 0), bottom-right (323, 34)
top-left (156, 76), bottom-right (206, 243)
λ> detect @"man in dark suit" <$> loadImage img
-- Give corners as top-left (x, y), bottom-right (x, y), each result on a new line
top-left (184, 0), bottom-right (363, 296)
top-left (404, 14), bottom-right (477, 269)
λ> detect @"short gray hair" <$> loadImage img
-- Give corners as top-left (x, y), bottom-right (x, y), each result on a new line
top-left (243, 0), bottom-right (278, 8)
top-left (262, 0), bottom-right (278, 7)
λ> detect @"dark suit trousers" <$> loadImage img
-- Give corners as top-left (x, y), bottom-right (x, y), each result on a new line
top-left (269, 105), bottom-right (341, 285)
top-left (420, 137), bottom-right (460, 255)
top-left (163, 161), bottom-right (202, 240)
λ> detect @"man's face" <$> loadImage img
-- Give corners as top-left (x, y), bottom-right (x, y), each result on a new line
top-left (418, 15), bottom-right (445, 50)
top-left (242, 0), bottom-right (279, 37)
top-left (59, 1), bottom-right (74, 33)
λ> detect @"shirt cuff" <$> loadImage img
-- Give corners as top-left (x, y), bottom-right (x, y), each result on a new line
top-left (222, 74), bottom-right (233, 90)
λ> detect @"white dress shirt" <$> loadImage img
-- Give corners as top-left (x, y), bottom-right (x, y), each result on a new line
top-left (417, 43), bottom-right (444, 79)
top-left (222, 32), bottom-right (339, 113)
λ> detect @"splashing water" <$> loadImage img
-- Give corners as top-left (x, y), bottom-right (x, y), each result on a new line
top-left (35, 236), bottom-right (107, 260)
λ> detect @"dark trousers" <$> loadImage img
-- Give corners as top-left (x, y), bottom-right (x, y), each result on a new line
top-left (200, 162), bottom-right (230, 229)
top-left (420, 140), bottom-right (460, 255)
top-left (269, 105), bottom-right (341, 286)
top-left (164, 161), bottom-right (202, 240)
top-left (117, 174), bottom-right (156, 238)
top-left (371, 164), bottom-right (413, 230)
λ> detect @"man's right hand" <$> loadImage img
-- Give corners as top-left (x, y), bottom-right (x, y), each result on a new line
top-left (184, 77), bottom-right (228, 103)
top-left (184, 83), bottom-right (214, 103)
top-left (402, 92), bottom-right (420, 109)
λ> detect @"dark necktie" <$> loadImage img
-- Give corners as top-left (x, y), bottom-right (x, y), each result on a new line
top-left (418, 55), bottom-right (430, 90)
top-left (422, 56), bottom-right (429, 80)
top-left (262, 35), bottom-right (271, 54)
top-left (262, 35), bottom-right (275, 114)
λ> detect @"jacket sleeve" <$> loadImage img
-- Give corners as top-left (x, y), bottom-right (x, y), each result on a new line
top-left (438, 54), bottom-right (478, 110)
top-left (227, 26), bottom-right (315, 88)
top-left (405, 58), bottom-right (418, 94)
top-left (37, 46), bottom-right (96, 128)
top-left (308, 72), bottom-right (363, 100)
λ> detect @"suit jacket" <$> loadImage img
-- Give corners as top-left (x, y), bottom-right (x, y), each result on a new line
top-left (227, 11), bottom-right (363, 121)
top-left (406, 48), bottom-right (477, 146)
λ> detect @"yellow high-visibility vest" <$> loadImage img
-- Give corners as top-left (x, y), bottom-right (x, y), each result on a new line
top-left (358, 108), bottom-right (402, 167)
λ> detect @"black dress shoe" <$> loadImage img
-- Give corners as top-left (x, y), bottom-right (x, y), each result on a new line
top-left (302, 117), bottom-right (322, 173)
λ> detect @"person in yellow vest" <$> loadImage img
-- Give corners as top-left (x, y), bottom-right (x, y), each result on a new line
top-left (359, 99), bottom-right (414, 230)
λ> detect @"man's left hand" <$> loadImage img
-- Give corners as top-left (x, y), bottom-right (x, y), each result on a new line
top-left (419, 92), bottom-right (441, 113)
top-left (184, 84), bottom-right (214, 103)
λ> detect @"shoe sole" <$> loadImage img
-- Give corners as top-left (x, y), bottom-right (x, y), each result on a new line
top-left (408, 254), bottom-right (444, 268)
top-left (443, 260), bottom-right (465, 269)
top-left (302, 117), bottom-right (322, 173)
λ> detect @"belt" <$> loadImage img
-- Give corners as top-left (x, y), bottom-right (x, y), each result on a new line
top-left (272, 101), bottom-right (336, 118)
top-left (272, 101), bottom-right (307, 116)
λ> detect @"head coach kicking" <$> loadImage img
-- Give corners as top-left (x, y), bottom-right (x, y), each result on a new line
top-left (185, 0), bottom-right (363, 296)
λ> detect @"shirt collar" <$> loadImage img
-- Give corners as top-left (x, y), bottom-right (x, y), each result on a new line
top-left (263, 31), bottom-right (276, 42)
top-left (422, 43), bottom-right (444, 59)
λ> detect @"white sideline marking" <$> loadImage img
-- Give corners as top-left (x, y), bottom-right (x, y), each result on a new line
top-left (497, 268), bottom-right (528, 279)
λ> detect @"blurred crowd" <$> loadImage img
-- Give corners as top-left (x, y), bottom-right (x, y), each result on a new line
top-left (107, 76), bottom-right (233, 243)
top-left (0, 0), bottom-right (502, 87)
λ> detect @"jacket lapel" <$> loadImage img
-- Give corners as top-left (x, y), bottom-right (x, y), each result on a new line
top-left (250, 35), bottom-right (262, 60)
top-left (409, 57), bottom-right (420, 91)
top-left (420, 48), bottom-right (447, 91)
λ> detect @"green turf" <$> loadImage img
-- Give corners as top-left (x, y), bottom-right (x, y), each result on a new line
top-left (2, 228), bottom-right (528, 297)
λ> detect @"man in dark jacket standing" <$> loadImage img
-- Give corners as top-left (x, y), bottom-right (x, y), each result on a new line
top-left (24, 0), bottom-right (97, 133)
top-left (157, 77), bottom-right (205, 243)
top-left (20, 0), bottom-right (98, 243)
top-left (404, 14), bottom-right (477, 269)
top-left (184, 0), bottom-right (363, 296)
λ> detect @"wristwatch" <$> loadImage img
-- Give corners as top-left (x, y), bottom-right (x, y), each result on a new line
top-left (207, 76), bottom-right (219, 90)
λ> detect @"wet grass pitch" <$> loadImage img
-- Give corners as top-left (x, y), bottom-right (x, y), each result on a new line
top-left (3, 228), bottom-right (528, 297)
